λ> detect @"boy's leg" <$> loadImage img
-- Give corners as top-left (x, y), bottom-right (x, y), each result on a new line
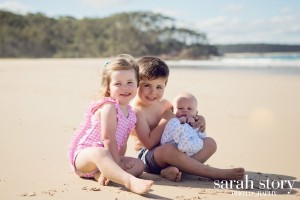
top-left (75, 147), bottom-right (153, 194)
top-left (191, 137), bottom-right (217, 163)
top-left (153, 144), bottom-right (244, 180)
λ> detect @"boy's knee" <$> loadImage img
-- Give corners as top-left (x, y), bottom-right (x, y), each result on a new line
top-left (157, 144), bottom-right (177, 158)
top-left (204, 137), bottom-right (217, 153)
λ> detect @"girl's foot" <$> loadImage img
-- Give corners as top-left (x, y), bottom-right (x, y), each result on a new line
top-left (125, 176), bottom-right (153, 195)
top-left (160, 166), bottom-right (182, 182)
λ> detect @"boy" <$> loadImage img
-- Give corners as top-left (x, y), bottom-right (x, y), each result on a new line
top-left (131, 56), bottom-right (244, 181)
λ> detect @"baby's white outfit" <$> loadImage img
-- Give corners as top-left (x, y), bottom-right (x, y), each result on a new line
top-left (161, 118), bottom-right (206, 156)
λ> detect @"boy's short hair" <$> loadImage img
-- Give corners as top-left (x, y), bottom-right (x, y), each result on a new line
top-left (137, 56), bottom-right (169, 81)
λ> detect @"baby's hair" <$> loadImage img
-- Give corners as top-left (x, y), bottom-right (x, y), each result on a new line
top-left (137, 56), bottom-right (169, 82)
top-left (100, 54), bottom-right (139, 97)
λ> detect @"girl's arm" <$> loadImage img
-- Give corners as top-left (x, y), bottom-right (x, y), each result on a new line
top-left (99, 103), bottom-right (121, 164)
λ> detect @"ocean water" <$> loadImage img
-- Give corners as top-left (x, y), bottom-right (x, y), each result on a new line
top-left (166, 53), bottom-right (300, 71)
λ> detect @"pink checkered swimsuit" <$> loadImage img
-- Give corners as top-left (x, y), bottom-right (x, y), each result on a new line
top-left (68, 97), bottom-right (136, 178)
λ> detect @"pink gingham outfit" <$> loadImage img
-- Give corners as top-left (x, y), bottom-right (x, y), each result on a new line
top-left (68, 97), bottom-right (136, 178)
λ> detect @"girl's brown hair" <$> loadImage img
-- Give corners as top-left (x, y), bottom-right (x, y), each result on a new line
top-left (100, 54), bottom-right (139, 97)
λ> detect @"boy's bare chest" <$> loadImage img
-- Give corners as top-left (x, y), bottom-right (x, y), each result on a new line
top-left (146, 106), bottom-right (166, 131)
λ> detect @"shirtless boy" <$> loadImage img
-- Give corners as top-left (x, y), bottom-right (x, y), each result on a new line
top-left (131, 56), bottom-right (245, 181)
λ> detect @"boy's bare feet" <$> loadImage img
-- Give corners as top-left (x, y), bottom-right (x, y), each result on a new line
top-left (212, 167), bottom-right (245, 180)
top-left (160, 166), bottom-right (182, 182)
top-left (125, 176), bottom-right (153, 195)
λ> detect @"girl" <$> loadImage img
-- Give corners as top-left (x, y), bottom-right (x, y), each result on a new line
top-left (68, 54), bottom-right (153, 194)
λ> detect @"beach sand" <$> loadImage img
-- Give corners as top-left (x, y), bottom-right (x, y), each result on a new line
top-left (0, 59), bottom-right (299, 200)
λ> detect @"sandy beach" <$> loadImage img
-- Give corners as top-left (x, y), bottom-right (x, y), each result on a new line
top-left (0, 58), bottom-right (299, 200)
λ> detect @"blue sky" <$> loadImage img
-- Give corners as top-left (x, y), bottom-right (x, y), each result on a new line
top-left (1, 0), bottom-right (300, 44)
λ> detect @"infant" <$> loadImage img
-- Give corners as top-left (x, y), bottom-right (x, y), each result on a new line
top-left (160, 92), bottom-right (206, 156)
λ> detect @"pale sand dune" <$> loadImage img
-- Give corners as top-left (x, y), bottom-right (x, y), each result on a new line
top-left (0, 59), bottom-right (299, 200)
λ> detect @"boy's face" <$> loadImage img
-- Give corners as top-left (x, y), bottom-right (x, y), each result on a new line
top-left (173, 97), bottom-right (198, 118)
top-left (137, 77), bottom-right (167, 105)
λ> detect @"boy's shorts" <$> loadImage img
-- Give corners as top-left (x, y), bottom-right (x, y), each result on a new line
top-left (137, 147), bottom-right (163, 174)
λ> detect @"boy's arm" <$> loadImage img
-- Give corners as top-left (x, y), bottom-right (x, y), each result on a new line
top-left (134, 109), bottom-right (175, 150)
top-left (191, 114), bottom-right (206, 132)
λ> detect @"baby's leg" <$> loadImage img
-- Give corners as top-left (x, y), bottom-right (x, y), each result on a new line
top-left (191, 137), bottom-right (217, 163)
top-left (75, 147), bottom-right (153, 194)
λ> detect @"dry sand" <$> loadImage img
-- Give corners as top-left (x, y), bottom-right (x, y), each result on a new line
top-left (0, 59), bottom-right (299, 200)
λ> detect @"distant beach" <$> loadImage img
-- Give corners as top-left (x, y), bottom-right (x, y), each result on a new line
top-left (167, 52), bottom-right (300, 72)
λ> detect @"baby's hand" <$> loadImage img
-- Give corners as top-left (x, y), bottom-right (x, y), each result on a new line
top-left (187, 116), bottom-right (196, 125)
top-left (178, 116), bottom-right (188, 124)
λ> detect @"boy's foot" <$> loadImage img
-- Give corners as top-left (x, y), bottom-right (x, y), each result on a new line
top-left (160, 166), bottom-right (182, 182)
top-left (213, 167), bottom-right (245, 180)
top-left (126, 176), bottom-right (153, 195)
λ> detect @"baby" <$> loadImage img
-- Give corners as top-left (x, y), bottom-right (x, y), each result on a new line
top-left (160, 92), bottom-right (206, 156)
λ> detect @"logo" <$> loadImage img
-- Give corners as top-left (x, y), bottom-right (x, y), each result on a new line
top-left (214, 175), bottom-right (295, 196)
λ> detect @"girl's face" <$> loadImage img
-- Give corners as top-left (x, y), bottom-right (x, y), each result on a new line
top-left (108, 69), bottom-right (137, 106)
top-left (137, 77), bottom-right (167, 105)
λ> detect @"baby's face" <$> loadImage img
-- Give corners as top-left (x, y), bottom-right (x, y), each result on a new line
top-left (174, 97), bottom-right (198, 118)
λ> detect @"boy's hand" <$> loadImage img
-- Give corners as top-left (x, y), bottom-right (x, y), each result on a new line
top-left (193, 115), bottom-right (206, 132)
top-left (161, 110), bottom-right (175, 121)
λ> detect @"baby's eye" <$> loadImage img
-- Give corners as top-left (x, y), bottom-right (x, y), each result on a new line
top-left (127, 81), bottom-right (134, 85)
top-left (115, 82), bottom-right (122, 86)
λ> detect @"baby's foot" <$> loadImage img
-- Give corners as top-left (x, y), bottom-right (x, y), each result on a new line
top-left (213, 168), bottom-right (245, 180)
top-left (160, 166), bottom-right (182, 182)
top-left (125, 176), bottom-right (153, 195)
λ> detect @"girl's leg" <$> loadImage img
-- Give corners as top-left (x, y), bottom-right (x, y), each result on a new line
top-left (191, 137), bottom-right (217, 163)
top-left (155, 144), bottom-right (244, 181)
top-left (75, 147), bottom-right (153, 194)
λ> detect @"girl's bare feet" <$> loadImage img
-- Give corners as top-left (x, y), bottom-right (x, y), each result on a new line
top-left (125, 176), bottom-right (153, 195)
top-left (160, 166), bottom-right (182, 182)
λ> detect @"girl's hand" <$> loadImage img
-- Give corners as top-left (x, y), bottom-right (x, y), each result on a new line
top-left (119, 158), bottom-right (134, 170)
top-left (192, 115), bottom-right (206, 132)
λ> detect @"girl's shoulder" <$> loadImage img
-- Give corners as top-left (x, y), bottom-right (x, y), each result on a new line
top-left (90, 97), bottom-right (118, 114)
